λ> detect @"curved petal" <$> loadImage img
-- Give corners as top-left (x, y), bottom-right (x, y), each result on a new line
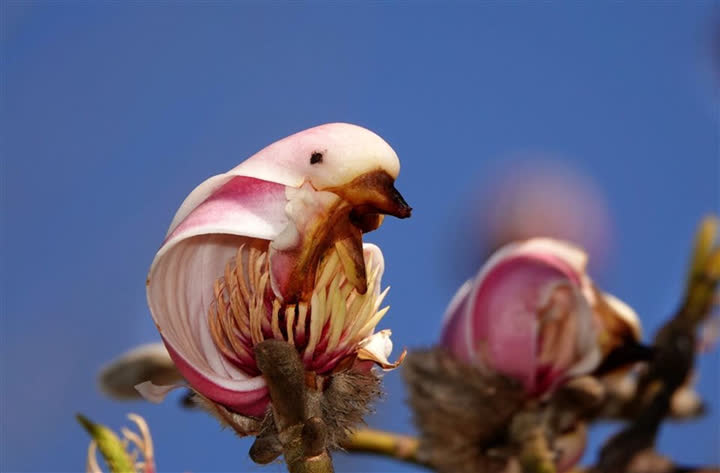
top-left (224, 123), bottom-right (400, 190)
top-left (439, 280), bottom-right (473, 362)
top-left (162, 175), bottom-right (288, 249)
top-left (164, 341), bottom-right (269, 417)
top-left (135, 380), bottom-right (186, 403)
top-left (356, 329), bottom-right (406, 370)
top-left (168, 124), bottom-right (399, 237)
top-left (147, 176), bottom-right (289, 416)
top-left (148, 232), bottom-right (271, 415)
top-left (467, 255), bottom-right (570, 390)
top-left (361, 243), bottom-right (386, 296)
top-left (473, 238), bottom-right (587, 289)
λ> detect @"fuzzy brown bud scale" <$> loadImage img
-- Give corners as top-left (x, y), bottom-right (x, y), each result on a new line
top-left (404, 348), bottom-right (603, 473)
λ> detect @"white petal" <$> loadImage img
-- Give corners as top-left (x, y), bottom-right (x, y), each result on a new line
top-left (601, 291), bottom-right (642, 340)
top-left (98, 343), bottom-right (182, 400)
top-left (135, 380), bottom-right (186, 403)
top-left (225, 123), bottom-right (400, 190)
top-left (357, 329), bottom-right (406, 370)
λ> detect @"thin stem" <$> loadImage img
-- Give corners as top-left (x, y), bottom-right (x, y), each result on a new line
top-left (341, 428), bottom-right (424, 466)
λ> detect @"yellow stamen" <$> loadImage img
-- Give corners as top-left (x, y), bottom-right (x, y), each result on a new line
top-left (285, 306), bottom-right (296, 347)
top-left (208, 244), bottom-right (391, 374)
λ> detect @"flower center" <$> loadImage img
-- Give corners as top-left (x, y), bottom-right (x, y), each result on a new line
top-left (207, 243), bottom-right (389, 376)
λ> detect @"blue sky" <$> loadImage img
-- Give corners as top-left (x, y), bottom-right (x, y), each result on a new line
top-left (2, 2), bottom-right (718, 472)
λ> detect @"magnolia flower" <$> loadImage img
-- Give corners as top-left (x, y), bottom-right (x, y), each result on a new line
top-left (441, 238), bottom-right (640, 397)
top-left (141, 123), bottom-right (409, 418)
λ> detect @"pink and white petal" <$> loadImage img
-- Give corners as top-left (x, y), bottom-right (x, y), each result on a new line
top-left (516, 238), bottom-right (588, 275)
top-left (164, 341), bottom-right (269, 417)
top-left (161, 175), bottom-right (289, 250)
top-left (564, 291), bottom-right (602, 378)
top-left (470, 238), bottom-right (587, 304)
top-left (535, 281), bottom-right (601, 384)
top-left (468, 255), bottom-right (577, 390)
top-left (225, 123), bottom-right (399, 190)
top-left (439, 280), bottom-right (474, 362)
top-left (357, 330), bottom-right (406, 370)
top-left (224, 128), bottom-right (322, 189)
top-left (148, 230), bottom-right (271, 416)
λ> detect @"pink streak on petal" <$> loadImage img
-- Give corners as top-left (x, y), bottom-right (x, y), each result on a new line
top-left (164, 176), bottom-right (288, 245)
top-left (164, 340), bottom-right (270, 417)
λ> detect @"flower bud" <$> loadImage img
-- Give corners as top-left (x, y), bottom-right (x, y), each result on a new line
top-left (441, 238), bottom-right (640, 397)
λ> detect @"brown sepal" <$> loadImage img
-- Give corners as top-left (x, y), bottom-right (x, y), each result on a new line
top-left (403, 348), bottom-right (526, 473)
top-left (190, 391), bottom-right (265, 437)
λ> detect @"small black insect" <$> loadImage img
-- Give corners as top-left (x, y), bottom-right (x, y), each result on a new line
top-left (310, 152), bottom-right (323, 164)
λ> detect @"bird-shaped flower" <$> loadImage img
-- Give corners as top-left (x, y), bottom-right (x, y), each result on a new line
top-left (440, 238), bottom-right (641, 397)
top-left (141, 123), bottom-right (410, 417)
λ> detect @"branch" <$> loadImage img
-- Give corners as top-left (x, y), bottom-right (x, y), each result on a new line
top-left (595, 216), bottom-right (720, 473)
top-left (341, 428), bottom-right (424, 466)
top-left (254, 340), bottom-right (334, 473)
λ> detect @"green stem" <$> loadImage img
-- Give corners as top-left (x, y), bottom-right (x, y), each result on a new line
top-left (77, 414), bottom-right (136, 473)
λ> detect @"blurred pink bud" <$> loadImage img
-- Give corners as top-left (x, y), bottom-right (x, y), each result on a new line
top-left (441, 238), bottom-right (640, 397)
top-left (141, 124), bottom-right (407, 417)
top-left (478, 160), bottom-right (613, 271)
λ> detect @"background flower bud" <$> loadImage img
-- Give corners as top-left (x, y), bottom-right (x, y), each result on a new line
top-left (440, 238), bottom-right (638, 396)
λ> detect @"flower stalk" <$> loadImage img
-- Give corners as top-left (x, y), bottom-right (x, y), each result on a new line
top-left (253, 339), bottom-right (334, 473)
top-left (341, 429), bottom-right (422, 466)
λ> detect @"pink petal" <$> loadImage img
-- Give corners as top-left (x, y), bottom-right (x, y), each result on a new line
top-left (224, 123), bottom-right (400, 190)
top-left (164, 341), bottom-right (269, 417)
top-left (441, 238), bottom-right (599, 394)
top-left (439, 280), bottom-right (473, 362)
top-left (468, 255), bottom-right (568, 390)
top-left (147, 176), bottom-right (289, 416)
top-left (163, 175), bottom-right (288, 246)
